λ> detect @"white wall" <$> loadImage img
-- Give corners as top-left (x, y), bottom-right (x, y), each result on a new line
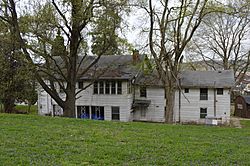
top-left (132, 86), bottom-right (165, 122)
top-left (37, 80), bottom-right (231, 124)
top-left (75, 81), bottom-right (133, 122)
top-left (174, 88), bottom-right (231, 124)
top-left (37, 82), bottom-right (53, 115)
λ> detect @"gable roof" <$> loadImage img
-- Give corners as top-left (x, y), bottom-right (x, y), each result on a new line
top-left (133, 70), bottom-right (162, 86)
top-left (79, 55), bottom-right (143, 80)
top-left (50, 55), bottom-right (235, 88)
top-left (180, 70), bottom-right (234, 88)
top-left (134, 70), bottom-right (234, 88)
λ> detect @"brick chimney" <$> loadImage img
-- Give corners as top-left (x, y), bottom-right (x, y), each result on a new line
top-left (132, 49), bottom-right (139, 63)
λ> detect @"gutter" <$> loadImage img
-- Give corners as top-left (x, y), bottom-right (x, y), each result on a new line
top-left (214, 81), bottom-right (217, 117)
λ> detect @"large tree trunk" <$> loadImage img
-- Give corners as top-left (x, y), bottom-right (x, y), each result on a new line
top-left (63, 99), bottom-right (76, 118)
top-left (3, 97), bottom-right (15, 113)
top-left (63, 86), bottom-right (76, 117)
top-left (165, 84), bottom-right (175, 123)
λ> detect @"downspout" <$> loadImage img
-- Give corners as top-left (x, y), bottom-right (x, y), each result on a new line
top-left (132, 73), bottom-right (139, 107)
top-left (214, 82), bottom-right (217, 117)
top-left (75, 106), bottom-right (78, 119)
top-left (131, 74), bottom-right (138, 121)
top-left (179, 78), bottom-right (181, 123)
top-left (51, 98), bottom-right (54, 117)
top-left (47, 93), bottom-right (50, 116)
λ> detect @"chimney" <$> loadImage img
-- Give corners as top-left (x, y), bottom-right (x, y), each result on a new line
top-left (132, 49), bottom-right (139, 63)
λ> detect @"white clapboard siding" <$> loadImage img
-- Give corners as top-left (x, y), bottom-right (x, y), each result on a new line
top-left (174, 88), bottom-right (231, 123)
top-left (76, 81), bottom-right (133, 122)
top-left (37, 80), bottom-right (231, 123)
top-left (37, 85), bottom-right (53, 115)
top-left (133, 87), bottom-right (165, 122)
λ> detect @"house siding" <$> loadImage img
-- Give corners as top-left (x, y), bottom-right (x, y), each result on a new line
top-left (38, 81), bottom-right (133, 121)
top-left (174, 88), bottom-right (231, 124)
top-left (75, 81), bottom-right (133, 122)
top-left (38, 83), bottom-right (231, 124)
top-left (132, 87), bottom-right (165, 122)
top-left (37, 81), bottom-right (53, 115)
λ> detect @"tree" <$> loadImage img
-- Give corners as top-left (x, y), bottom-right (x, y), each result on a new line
top-left (188, 0), bottom-right (250, 83)
top-left (91, 0), bottom-right (132, 55)
top-left (147, 0), bottom-right (211, 123)
top-left (0, 0), bottom-right (127, 117)
top-left (0, 23), bottom-right (36, 113)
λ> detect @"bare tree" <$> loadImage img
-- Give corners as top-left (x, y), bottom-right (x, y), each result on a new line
top-left (188, 0), bottom-right (250, 83)
top-left (147, 0), bottom-right (211, 123)
top-left (0, 0), bottom-right (123, 117)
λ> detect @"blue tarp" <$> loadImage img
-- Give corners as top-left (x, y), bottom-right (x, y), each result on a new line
top-left (91, 114), bottom-right (104, 120)
top-left (80, 113), bottom-right (89, 119)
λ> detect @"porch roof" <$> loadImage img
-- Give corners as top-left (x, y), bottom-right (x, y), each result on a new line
top-left (132, 99), bottom-right (151, 107)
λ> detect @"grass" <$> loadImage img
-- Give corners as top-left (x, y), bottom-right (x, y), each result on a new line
top-left (0, 114), bottom-right (249, 165)
top-left (15, 105), bottom-right (38, 115)
top-left (0, 104), bottom-right (38, 115)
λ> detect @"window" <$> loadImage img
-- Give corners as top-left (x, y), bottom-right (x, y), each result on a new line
top-left (184, 88), bottom-right (189, 93)
top-left (127, 81), bottom-right (132, 94)
top-left (78, 81), bottom-right (83, 89)
top-left (105, 81), bottom-right (110, 94)
top-left (217, 88), bottom-right (223, 95)
top-left (77, 106), bottom-right (90, 119)
top-left (140, 86), bottom-right (147, 97)
top-left (99, 81), bottom-right (104, 94)
top-left (92, 81), bottom-right (123, 95)
top-left (112, 107), bottom-right (120, 120)
top-left (117, 81), bottom-right (122, 94)
top-left (91, 106), bottom-right (104, 120)
top-left (200, 108), bottom-right (207, 118)
top-left (93, 82), bottom-right (98, 94)
top-left (200, 88), bottom-right (208, 100)
top-left (111, 81), bottom-right (116, 94)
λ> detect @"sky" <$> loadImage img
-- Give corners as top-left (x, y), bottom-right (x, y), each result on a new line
top-left (14, 0), bottom-right (250, 59)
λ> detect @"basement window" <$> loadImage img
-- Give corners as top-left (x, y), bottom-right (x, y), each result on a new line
top-left (112, 106), bottom-right (120, 120)
top-left (200, 108), bottom-right (207, 119)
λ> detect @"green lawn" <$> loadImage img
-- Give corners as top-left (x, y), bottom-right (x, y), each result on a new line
top-left (0, 114), bottom-right (249, 165)
top-left (0, 104), bottom-right (38, 114)
top-left (15, 105), bottom-right (38, 115)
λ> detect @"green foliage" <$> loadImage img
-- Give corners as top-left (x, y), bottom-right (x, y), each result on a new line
top-left (142, 55), bottom-right (154, 74)
top-left (15, 105), bottom-right (38, 115)
top-left (0, 20), bottom-right (37, 112)
top-left (51, 31), bottom-right (66, 57)
top-left (0, 114), bottom-right (250, 165)
top-left (91, 0), bottom-right (131, 55)
top-left (19, 3), bottom-right (58, 36)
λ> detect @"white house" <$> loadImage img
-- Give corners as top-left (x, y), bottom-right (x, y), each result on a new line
top-left (37, 54), bottom-right (234, 124)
